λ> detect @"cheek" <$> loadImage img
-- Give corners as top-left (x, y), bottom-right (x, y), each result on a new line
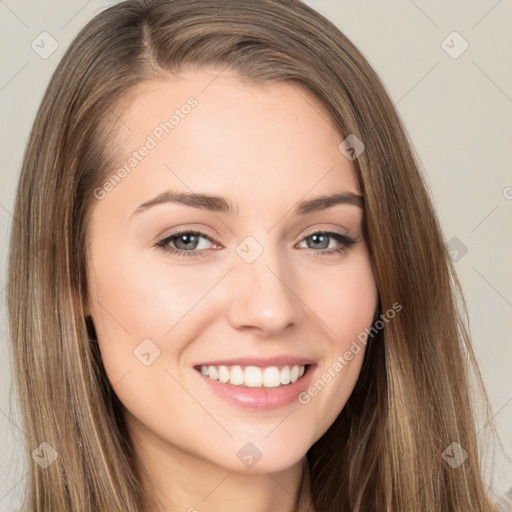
top-left (298, 257), bottom-right (377, 433)
top-left (313, 257), bottom-right (378, 347)
top-left (88, 239), bottom-right (225, 342)
top-left (87, 243), bottom-right (205, 431)
top-left (87, 239), bottom-right (233, 399)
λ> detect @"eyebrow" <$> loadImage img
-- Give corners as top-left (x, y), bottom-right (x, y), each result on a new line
top-left (131, 189), bottom-right (364, 217)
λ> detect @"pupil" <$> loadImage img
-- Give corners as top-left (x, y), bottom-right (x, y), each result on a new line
top-left (177, 234), bottom-right (197, 249)
top-left (311, 233), bottom-right (328, 249)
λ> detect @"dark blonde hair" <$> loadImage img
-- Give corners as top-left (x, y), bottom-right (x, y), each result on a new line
top-left (7, 0), bottom-right (498, 510)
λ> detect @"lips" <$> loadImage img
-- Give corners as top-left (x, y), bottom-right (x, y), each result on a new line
top-left (191, 354), bottom-right (317, 409)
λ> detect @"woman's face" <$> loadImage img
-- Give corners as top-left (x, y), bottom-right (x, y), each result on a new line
top-left (85, 69), bottom-right (378, 474)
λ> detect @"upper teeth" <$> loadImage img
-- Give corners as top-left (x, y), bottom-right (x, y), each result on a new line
top-left (200, 364), bottom-right (306, 388)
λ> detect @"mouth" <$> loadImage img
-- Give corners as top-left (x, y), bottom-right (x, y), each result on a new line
top-left (193, 357), bottom-right (318, 410)
top-left (193, 363), bottom-right (313, 389)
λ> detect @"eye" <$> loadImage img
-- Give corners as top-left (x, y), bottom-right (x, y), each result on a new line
top-left (155, 229), bottom-right (357, 258)
top-left (155, 229), bottom-right (218, 258)
top-left (297, 230), bottom-right (356, 256)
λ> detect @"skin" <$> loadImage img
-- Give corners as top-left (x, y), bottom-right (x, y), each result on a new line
top-left (85, 69), bottom-right (379, 512)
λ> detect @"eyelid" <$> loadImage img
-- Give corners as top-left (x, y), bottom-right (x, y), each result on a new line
top-left (299, 225), bottom-right (350, 240)
top-left (156, 225), bottom-right (220, 245)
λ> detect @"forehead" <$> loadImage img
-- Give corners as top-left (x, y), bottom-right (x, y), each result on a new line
top-left (97, 69), bottom-right (360, 215)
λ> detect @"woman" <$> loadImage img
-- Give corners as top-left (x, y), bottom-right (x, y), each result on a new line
top-left (7, 0), bottom-right (500, 510)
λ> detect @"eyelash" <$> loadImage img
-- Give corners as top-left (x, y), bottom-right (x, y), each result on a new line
top-left (155, 228), bottom-right (356, 259)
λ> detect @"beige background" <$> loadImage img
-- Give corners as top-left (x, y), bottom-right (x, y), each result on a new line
top-left (1, 0), bottom-right (511, 509)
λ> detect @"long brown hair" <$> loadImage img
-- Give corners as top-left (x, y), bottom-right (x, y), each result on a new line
top-left (7, 0), bottom-right (498, 510)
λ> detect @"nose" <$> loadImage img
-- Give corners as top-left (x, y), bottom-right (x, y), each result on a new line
top-left (226, 248), bottom-right (303, 338)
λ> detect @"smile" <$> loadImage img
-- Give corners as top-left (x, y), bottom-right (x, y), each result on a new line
top-left (196, 364), bottom-right (307, 388)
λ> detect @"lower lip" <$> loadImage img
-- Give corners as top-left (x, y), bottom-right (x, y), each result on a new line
top-left (194, 364), bottom-right (317, 410)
